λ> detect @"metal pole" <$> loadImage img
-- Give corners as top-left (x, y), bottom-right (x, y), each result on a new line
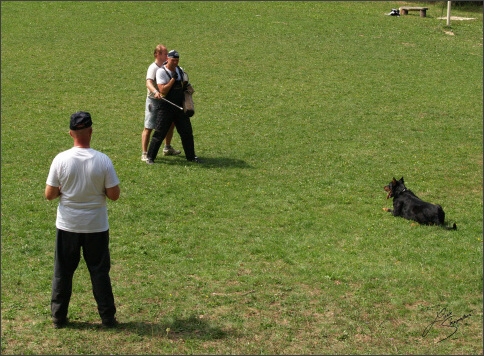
top-left (159, 96), bottom-right (183, 111)
top-left (447, 1), bottom-right (451, 26)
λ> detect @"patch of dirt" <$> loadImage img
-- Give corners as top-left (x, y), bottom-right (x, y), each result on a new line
top-left (437, 16), bottom-right (477, 20)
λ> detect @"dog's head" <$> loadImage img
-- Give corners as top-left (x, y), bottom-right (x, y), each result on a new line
top-left (384, 177), bottom-right (406, 199)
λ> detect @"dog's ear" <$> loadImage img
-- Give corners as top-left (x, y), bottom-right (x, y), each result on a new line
top-left (399, 177), bottom-right (404, 183)
top-left (392, 177), bottom-right (397, 185)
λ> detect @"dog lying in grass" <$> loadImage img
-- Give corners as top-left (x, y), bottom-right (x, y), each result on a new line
top-left (383, 177), bottom-right (457, 230)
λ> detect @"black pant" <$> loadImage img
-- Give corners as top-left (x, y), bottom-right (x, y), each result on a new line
top-left (51, 229), bottom-right (116, 322)
top-left (147, 106), bottom-right (196, 161)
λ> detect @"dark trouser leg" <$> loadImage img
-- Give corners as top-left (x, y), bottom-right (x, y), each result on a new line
top-left (82, 231), bottom-right (116, 322)
top-left (51, 229), bottom-right (81, 321)
top-left (174, 113), bottom-right (196, 160)
top-left (147, 130), bottom-right (164, 161)
top-left (147, 109), bottom-right (174, 161)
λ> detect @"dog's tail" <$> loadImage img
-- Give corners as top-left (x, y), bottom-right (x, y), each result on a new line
top-left (443, 222), bottom-right (457, 230)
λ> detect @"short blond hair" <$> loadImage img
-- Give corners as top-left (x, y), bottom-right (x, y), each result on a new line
top-left (154, 44), bottom-right (167, 57)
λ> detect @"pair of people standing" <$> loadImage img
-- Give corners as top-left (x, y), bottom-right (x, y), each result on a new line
top-left (142, 45), bottom-right (200, 164)
top-left (141, 44), bottom-right (180, 161)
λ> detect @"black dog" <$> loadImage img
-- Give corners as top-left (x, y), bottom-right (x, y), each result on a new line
top-left (383, 177), bottom-right (456, 230)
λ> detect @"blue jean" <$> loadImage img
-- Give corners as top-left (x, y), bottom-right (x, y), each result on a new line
top-left (144, 97), bottom-right (160, 130)
top-left (51, 229), bottom-right (116, 322)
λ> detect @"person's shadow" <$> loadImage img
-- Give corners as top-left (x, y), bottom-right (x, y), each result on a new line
top-left (65, 314), bottom-right (236, 340)
top-left (158, 156), bottom-right (252, 169)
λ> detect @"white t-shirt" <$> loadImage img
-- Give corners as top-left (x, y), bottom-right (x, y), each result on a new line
top-left (146, 61), bottom-right (162, 99)
top-left (46, 147), bottom-right (120, 233)
top-left (155, 65), bottom-right (187, 86)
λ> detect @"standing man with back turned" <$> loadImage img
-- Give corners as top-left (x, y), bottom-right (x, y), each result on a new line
top-left (45, 111), bottom-right (120, 329)
top-left (141, 44), bottom-right (181, 161)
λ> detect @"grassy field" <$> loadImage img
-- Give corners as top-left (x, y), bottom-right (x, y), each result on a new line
top-left (1, 1), bottom-right (482, 354)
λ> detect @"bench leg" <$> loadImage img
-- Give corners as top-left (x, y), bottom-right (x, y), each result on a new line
top-left (401, 9), bottom-right (408, 15)
top-left (420, 9), bottom-right (426, 17)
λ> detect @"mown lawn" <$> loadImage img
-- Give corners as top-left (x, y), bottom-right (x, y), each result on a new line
top-left (1, 1), bottom-right (482, 354)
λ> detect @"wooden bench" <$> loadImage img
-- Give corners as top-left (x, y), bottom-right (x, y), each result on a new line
top-left (399, 6), bottom-right (429, 17)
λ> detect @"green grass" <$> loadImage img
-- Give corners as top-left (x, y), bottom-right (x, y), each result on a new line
top-left (1, 1), bottom-right (482, 354)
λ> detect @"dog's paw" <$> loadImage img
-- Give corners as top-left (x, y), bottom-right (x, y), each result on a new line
top-left (410, 223), bottom-right (418, 227)
top-left (382, 207), bottom-right (390, 212)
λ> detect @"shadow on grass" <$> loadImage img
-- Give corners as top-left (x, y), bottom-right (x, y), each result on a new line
top-left (63, 314), bottom-right (236, 340)
top-left (124, 314), bottom-right (236, 341)
top-left (153, 156), bottom-right (252, 169)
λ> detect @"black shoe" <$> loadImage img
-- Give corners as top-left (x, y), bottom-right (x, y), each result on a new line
top-left (146, 159), bottom-right (154, 165)
top-left (189, 156), bottom-right (202, 163)
top-left (102, 317), bottom-right (118, 328)
top-left (53, 318), bottom-right (67, 329)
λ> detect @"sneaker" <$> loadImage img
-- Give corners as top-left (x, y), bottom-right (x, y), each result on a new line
top-left (146, 159), bottom-right (154, 165)
top-left (188, 156), bottom-right (202, 163)
top-left (102, 317), bottom-right (118, 328)
top-left (163, 146), bottom-right (181, 156)
top-left (141, 153), bottom-right (148, 161)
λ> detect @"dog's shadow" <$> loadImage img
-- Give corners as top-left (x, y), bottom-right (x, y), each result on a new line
top-left (64, 314), bottom-right (235, 340)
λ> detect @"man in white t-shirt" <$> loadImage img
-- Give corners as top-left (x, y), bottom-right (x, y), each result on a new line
top-left (45, 111), bottom-right (120, 329)
top-left (141, 44), bottom-right (181, 161)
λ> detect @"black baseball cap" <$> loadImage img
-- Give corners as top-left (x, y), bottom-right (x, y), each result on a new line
top-left (167, 50), bottom-right (179, 58)
top-left (70, 111), bottom-right (92, 130)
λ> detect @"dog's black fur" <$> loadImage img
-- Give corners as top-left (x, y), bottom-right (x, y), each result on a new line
top-left (383, 177), bottom-right (457, 230)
